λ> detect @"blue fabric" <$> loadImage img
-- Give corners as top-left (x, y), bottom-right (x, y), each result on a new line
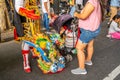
top-left (79, 27), bottom-right (101, 44)
top-left (69, 6), bottom-right (76, 17)
top-left (110, 0), bottom-right (120, 7)
top-left (43, 13), bottom-right (50, 31)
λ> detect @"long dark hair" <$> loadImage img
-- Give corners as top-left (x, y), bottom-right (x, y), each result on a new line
top-left (112, 14), bottom-right (120, 20)
top-left (99, 0), bottom-right (105, 21)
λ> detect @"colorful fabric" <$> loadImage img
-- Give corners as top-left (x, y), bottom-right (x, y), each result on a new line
top-left (111, 32), bottom-right (120, 39)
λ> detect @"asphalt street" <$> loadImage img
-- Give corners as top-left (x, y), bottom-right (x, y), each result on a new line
top-left (0, 20), bottom-right (120, 80)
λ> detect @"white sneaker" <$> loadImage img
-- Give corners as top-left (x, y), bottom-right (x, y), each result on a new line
top-left (85, 61), bottom-right (93, 66)
top-left (45, 31), bottom-right (52, 34)
top-left (106, 34), bottom-right (111, 38)
top-left (71, 68), bottom-right (87, 75)
top-left (41, 27), bottom-right (46, 30)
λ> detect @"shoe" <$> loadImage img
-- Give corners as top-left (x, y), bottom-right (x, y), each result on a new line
top-left (45, 31), bottom-right (52, 34)
top-left (106, 34), bottom-right (111, 38)
top-left (24, 68), bottom-right (31, 73)
top-left (51, 29), bottom-right (56, 33)
top-left (22, 53), bottom-right (31, 73)
top-left (71, 68), bottom-right (87, 75)
top-left (85, 61), bottom-right (93, 66)
top-left (41, 27), bottom-right (46, 30)
top-left (107, 21), bottom-right (110, 25)
top-left (23, 62), bottom-right (31, 73)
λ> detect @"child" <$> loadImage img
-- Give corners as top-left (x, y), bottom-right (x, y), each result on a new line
top-left (106, 14), bottom-right (120, 39)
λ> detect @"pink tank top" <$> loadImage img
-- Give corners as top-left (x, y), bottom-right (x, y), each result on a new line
top-left (78, 0), bottom-right (101, 31)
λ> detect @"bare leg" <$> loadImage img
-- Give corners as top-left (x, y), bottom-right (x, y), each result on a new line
top-left (86, 39), bottom-right (94, 61)
top-left (76, 40), bottom-right (87, 69)
top-left (71, 40), bottom-right (87, 75)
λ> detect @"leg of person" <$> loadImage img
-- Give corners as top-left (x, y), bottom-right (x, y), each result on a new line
top-left (43, 13), bottom-right (46, 29)
top-left (85, 39), bottom-right (94, 66)
top-left (71, 40), bottom-right (87, 75)
top-left (21, 41), bottom-right (31, 73)
top-left (111, 32), bottom-right (120, 39)
top-left (69, 6), bottom-right (75, 17)
top-left (76, 40), bottom-right (86, 69)
top-left (85, 27), bottom-right (100, 65)
top-left (71, 27), bottom-right (100, 74)
top-left (109, 6), bottom-right (118, 22)
top-left (43, 13), bottom-right (50, 31)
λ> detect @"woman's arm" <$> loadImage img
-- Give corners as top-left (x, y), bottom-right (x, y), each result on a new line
top-left (114, 25), bottom-right (120, 32)
top-left (74, 2), bottom-right (94, 19)
top-left (44, 2), bottom-right (49, 13)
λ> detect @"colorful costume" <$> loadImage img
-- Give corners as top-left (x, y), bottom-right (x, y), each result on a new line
top-left (14, 0), bottom-right (65, 74)
top-left (14, 0), bottom-right (40, 73)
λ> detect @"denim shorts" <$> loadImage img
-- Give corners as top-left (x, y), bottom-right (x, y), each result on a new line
top-left (79, 27), bottom-right (101, 44)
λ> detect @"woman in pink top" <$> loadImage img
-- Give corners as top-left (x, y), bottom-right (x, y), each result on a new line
top-left (71, 0), bottom-right (103, 75)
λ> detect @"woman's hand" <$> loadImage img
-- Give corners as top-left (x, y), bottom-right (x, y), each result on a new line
top-left (74, 2), bottom-right (94, 19)
top-left (74, 12), bottom-right (78, 18)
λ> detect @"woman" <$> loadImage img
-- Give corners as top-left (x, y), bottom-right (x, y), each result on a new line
top-left (71, 0), bottom-right (103, 75)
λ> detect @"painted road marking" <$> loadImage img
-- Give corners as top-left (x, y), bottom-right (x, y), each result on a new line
top-left (103, 64), bottom-right (120, 80)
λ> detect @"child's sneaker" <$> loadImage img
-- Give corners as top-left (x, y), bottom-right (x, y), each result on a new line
top-left (71, 68), bottom-right (87, 75)
top-left (106, 34), bottom-right (111, 38)
top-left (85, 61), bottom-right (93, 66)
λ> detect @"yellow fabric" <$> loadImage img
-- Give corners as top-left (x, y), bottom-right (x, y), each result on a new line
top-left (69, 0), bottom-right (75, 6)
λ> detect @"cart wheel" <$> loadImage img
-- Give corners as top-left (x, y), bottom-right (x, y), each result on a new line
top-left (65, 54), bottom-right (73, 62)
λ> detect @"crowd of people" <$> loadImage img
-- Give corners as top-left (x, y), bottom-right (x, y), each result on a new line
top-left (0, 0), bottom-right (120, 75)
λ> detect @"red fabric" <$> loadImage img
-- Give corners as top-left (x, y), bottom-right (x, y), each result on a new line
top-left (14, 28), bottom-right (18, 40)
top-left (63, 25), bottom-right (67, 30)
top-left (29, 47), bottom-right (33, 49)
top-left (22, 50), bottom-right (30, 54)
top-left (24, 68), bottom-right (31, 73)
top-left (63, 25), bottom-right (72, 32)
top-left (19, 7), bottom-right (40, 20)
